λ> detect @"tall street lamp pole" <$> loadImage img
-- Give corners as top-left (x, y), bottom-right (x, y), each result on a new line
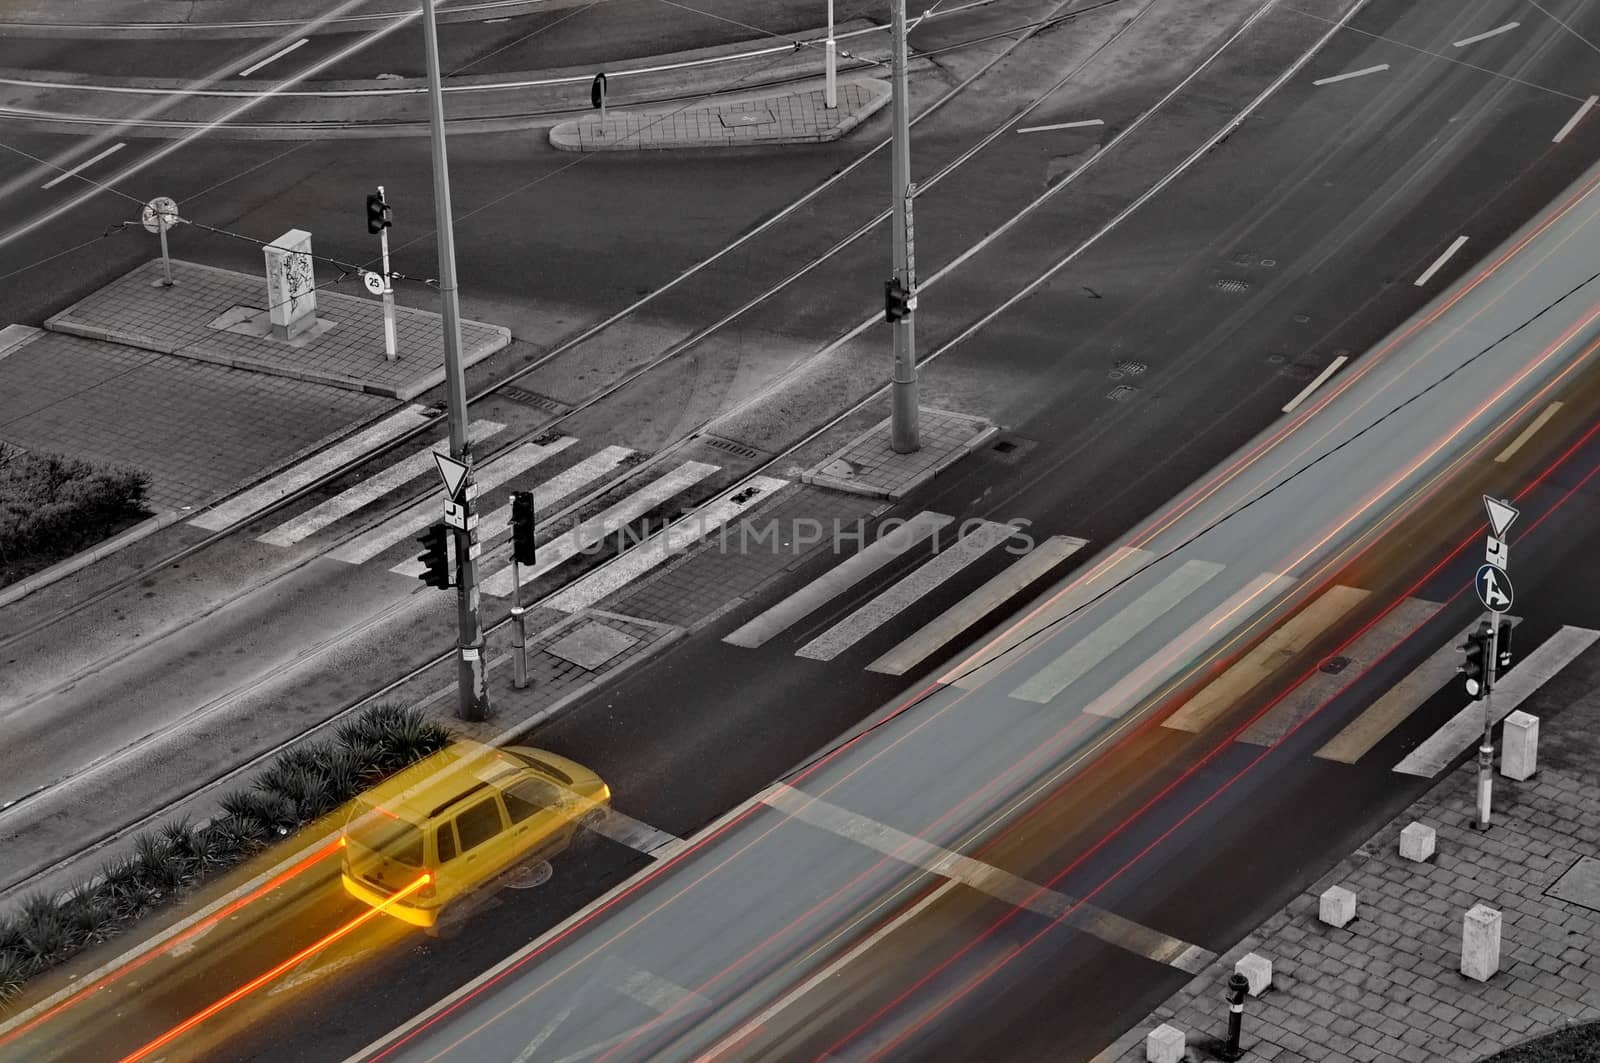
top-left (889, 0), bottom-right (920, 453)
top-left (421, 0), bottom-right (489, 721)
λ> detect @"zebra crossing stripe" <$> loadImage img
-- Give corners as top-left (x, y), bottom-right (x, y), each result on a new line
top-left (390, 445), bottom-right (638, 580)
top-left (796, 521), bottom-right (1014, 662)
top-left (1009, 560), bottom-right (1224, 704)
top-left (190, 405), bottom-right (433, 531)
top-left (257, 420), bottom-right (504, 547)
top-left (723, 511), bottom-right (954, 649)
top-left (545, 476), bottom-right (790, 614)
top-left (331, 438), bottom-right (576, 565)
top-left (479, 461), bottom-right (719, 598)
top-left (1085, 572), bottom-right (1294, 720)
top-left (869, 536), bottom-right (1087, 676)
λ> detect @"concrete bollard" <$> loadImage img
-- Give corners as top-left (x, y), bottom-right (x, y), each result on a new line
top-left (1461, 904), bottom-right (1502, 981)
top-left (1399, 821), bottom-right (1436, 862)
top-left (1319, 885), bottom-right (1357, 928)
top-left (1236, 952), bottom-right (1273, 996)
top-left (1501, 711), bottom-right (1539, 781)
top-left (1145, 1023), bottom-right (1185, 1063)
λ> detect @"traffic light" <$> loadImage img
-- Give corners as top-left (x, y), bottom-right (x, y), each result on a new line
top-left (885, 277), bottom-right (911, 323)
top-left (366, 191), bottom-right (392, 235)
top-left (1496, 618), bottom-right (1514, 672)
top-left (1458, 621), bottom-right (1491, 698)
top-left (511, 490), bottom-right (537, 565)
top-left (417, 523), bottom-right (451, 589)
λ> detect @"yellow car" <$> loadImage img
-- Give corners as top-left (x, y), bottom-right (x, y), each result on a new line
top-left (341, 739), bottom-right (610, 927)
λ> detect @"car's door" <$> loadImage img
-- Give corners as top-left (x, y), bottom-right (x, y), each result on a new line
top-left (451, 794), bottom-right (511, 886)
top-left (500, 774), bottom-right (571, 863)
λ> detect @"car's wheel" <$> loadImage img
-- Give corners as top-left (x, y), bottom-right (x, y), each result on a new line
top-left (507, 860), bottom-right (553, 890)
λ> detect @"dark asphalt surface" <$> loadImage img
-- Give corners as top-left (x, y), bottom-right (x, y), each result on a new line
top-left (166, 0), bottom-right (1600, 1059)
top-left (5, 0), bottom-right (1600, 1058)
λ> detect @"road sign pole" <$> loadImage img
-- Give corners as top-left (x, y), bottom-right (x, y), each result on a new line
top-left (889, 0), bottom-right (920, 454)
top-left (1476, 613), bottom-right (1499, 830)
top-left (377, 185), bottom-right (397, 362)
top-left (422, 0), bottom-right (488, 722)
top-left (825, 0), bottom-right (837, 109)
top-left (157, 222), bottom-right (175, 287)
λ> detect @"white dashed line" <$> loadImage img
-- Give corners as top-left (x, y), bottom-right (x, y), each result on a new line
top-left (1496, 402), bottom-right (1564, 463)
top-left (1016, 118), bottom-right (1105, 134)
top-left (1281, 353), bottom-right (1349, 413)
top-left (1452, 22), bottom-right (1518, 47)
top-left (40, 143), bottom-right (124, 189)
top-left (1554, 95), bottom-right (1597, 143)
top-left (1312, 64), bottom-right (1389, 86)
top-left (238, 38), bottom-right (309, 77)
top-left (1415, 235), bottom-right (1468, 286)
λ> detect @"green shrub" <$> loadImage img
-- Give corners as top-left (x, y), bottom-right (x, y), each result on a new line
top-left (0, 448), bottom-right (151, 584)
top-left (0, 702), bottom-right (452, 1008)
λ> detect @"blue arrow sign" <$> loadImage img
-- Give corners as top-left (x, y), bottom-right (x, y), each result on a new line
top-left (1475, 563), bottom-right (1514, 612)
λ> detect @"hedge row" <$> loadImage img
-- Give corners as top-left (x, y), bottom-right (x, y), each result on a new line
top-left (0, 703), bottom-right (452, 1007)
top-left (0, 446), bottom-right (151, 585)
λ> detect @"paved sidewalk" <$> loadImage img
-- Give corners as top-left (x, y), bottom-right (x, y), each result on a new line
top-left (0, 329), bottom-right (390, 513)
top-left (46, 259), bottom-right (509, 401)
top-left (802, 407), bottom-right (999, 500)
top-left (1096, 648), bottom-right (1600, 1063)
top-left (549, 78), bottom-right (891, 153)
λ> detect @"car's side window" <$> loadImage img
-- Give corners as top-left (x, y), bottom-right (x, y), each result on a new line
top-left (436, 822), bottom-right (457, 863)
top-left (503, 777), bottom-right (561, 825)
top-left (455, 798), bottom-right (505, 852)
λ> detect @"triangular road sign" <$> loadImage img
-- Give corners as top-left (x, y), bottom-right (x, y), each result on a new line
top-left (434, 452), bottom-right (469, 500)
top-left (1483, 495), bottom-right (1519, 539)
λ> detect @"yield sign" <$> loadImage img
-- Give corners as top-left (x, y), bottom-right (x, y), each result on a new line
top-left (1483, 495), bottom-right (1519, 539)
top-left (433, 452), bottom-right (469, 501)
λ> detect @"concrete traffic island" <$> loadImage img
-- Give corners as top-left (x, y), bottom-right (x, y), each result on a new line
top-left (549, 77), bottom-right (891, 153)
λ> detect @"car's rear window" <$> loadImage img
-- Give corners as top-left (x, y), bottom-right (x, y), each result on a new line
top-left (346, 803), bottom-right (424, 867)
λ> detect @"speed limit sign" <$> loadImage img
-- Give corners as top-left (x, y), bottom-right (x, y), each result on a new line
top-left (362, 269), bottom-right (387, 296)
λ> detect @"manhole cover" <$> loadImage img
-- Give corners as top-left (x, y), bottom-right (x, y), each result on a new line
top-left (1547, 856), bottom-right (1600, 912)
top-left (1293, 313), bottom-right (1311, 324)
top-left (720, 108), bottom-right (775, 129)
top-left (1113, 360), bottom-right (1148, 377)
top-left (1320, 656), bottom-right (1352, 674)
top-left (546, 622), bottom-right (639, 671)
top-left (1107, 384), bottom-right (1138, 402)
top-left (1213, 278), bottom-right (1251, 294)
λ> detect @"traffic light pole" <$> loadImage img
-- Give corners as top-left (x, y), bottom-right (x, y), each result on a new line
top-left (1476, 612), bottom-right (1501, 830)
top-left (510, 559), bottom-right (529, 689)
top-left (825, 0), bottom-right (837, 109)
top-left (376, 186), bottom-right (397, 362)
top-left (888, 0), bottom-right (920, 454)
top-left (422, 0), bottom-right (488, 722)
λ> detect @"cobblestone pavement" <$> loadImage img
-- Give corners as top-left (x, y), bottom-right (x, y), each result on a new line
top-left (0, 330), bottom-right (391, 512)
top-left (1095, 648), bottom-right (1600, 1063)
top-left (549, 78), bottom-right (891, 152)
top-left (46, 259), bottom-right (510, 400)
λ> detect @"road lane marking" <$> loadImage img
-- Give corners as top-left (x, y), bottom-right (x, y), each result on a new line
top-left (762, 784), bottom-right (1213, 972)
top-left (1496, 401), bottom-right (1564, 463)
top-left (1452, 22), bottom-right (1518, 47)
top-left (1162, 584), bottom-right (1367, 732)
top-left (255, 420), bottom-right (503, 546)
top-left (1086, 572), bottom-right (1294, 721)
top-left (796, 521), bottom-right (1014, 662)
top-left (1240, 596), bottom-right (1441, 748)
top-left (190, 405), bottom-right (434, 531)
top-left (238, 38), bottom-right (309, 77)
top-left (1312, 63), bottom-right (1389, 86)
top-left (1281, 354), bottom-right (1349, 413)
top-left (545, 476), bottom-right (789, 613)
top-left (869, 536), bottom-right (1087, 676)
top-left (1415, 235), bottom-right (1469, 286)
top-left (389, 445), bottom-right (636, 579)
top-left (591, 810), bottom-right (681, 858)
top-left (1393, 626), bottom-right (1600, 776)
top-left (1010, 560), bottom-right (1224, 704)
top-left (723, 511), bottom-right (953, 648)
top-left (333, 438), bottom-right (574, 564)
top-left (1313, 611), bottom-right (1485, 764)
top-left (480, 461), bottom-right (719, 597)
top-left (511, 956), bottom-right (705, 1063)
top-left (40, 142), bottom-right (124, 189)
top-left (947, 546), bottom-right (1149, 690)
top-left (1554, 95), bottom-right (1597, 142)
top-left (1016, 118), bottom-right (1104, 134)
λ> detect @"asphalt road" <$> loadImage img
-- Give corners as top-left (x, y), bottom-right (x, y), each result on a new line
top-left (5, 0), bottom-right (1600, 1058)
